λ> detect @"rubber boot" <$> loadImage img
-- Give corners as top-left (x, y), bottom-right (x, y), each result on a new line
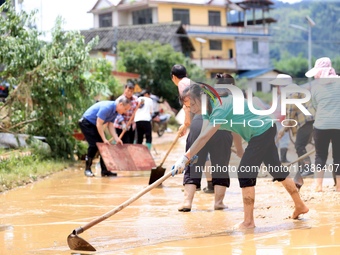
top-left (280, 148), bottom-right (290, 163)
top-left (203, 180), bottom-right (214, 194)
top-left (146, 143), bottom-right (152, 151)
top-left (178, 184), bottom-right (196, 212)
top-left (84, 156), bottom-right (95, 177)
top-left (100, 156), bottom-right (117, 177)
top-left (214, 185), bottom-right (227, 210)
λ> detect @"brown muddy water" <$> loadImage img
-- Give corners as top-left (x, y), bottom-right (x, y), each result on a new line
top-left (1, 133), bottom-right (340, 255)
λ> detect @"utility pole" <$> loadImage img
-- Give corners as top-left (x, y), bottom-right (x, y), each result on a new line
top-left (290, 16), bottom-right (316, 71)
top-left (195, 37), bottom-right (207, 68)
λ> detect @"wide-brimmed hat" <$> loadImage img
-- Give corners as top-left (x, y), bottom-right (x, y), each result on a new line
top-left (305, 57), bottom-right (334, 77)
top-left (269, 74), bottom-right (293, 86)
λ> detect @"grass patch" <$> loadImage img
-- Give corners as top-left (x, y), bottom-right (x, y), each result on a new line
top-left (0, 153), bottom-right (72, 192)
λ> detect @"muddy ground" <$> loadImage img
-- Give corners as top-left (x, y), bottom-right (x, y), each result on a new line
top-left (1, 131), bottom-right (339, 255)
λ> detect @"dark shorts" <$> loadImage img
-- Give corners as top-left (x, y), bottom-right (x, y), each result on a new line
top-left (238, 125), bottom-right (290, 188)
top-left (184, 115), bottom-right (232, 188)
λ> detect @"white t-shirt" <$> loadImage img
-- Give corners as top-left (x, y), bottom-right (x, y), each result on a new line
top-left (134, 96), bottom-right (153, 122)
top-left (150, 94), bottom-right (160, 113)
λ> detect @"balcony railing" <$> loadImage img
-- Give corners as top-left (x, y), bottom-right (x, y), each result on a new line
top-left (183, 24), bottom-right (269, 36)
top-left (191, 58), bottom-right (237, 70)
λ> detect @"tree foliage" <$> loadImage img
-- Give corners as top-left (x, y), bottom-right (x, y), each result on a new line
top-left (273, 52), bottom-right (309, 80)
top-left (270, 0), bottom-right (340, 75)
top-left (117, 40), bottom-right (205, 109)
top-left (0, 1), bottom-right (118, 159)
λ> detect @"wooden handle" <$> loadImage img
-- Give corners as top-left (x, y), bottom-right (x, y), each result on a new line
top-left (159, 133), bottom-right (181, 168)
top-left (75, 155), bottom-right (198, 234)
top-left (285, 149), bottom-right (315, 167)
top-left (78, 170), bottom-right (173, 233)
top-left (109, 101), bottom-right (141, 143)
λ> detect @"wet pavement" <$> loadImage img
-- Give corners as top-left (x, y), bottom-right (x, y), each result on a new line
top-left (1, 132), bottom-right (340, 255)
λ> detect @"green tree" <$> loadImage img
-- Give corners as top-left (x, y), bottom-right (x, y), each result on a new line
top-left (273, 53), bottom-right (308, 79)
top-left (116, 40), bottom-right (205, 109)
top-left (0, 1), bottom-right (116, 159)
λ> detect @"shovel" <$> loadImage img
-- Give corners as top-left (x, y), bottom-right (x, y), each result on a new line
top-left (283, 149), bottom-right (315, 190)
top-left (67, 155), bottom-right (198, 252)
top-left (148, 132), bottom-right (181, 185)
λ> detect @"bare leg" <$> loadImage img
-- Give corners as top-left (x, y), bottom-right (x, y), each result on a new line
top-left (281, 178), bottom-right (309, 219)
top-left (178, 184), bottom-right (196, 211)
top-left (235, 186), bottom-right (256, 229)
top-left (314, 170), bottom-right (324, 192)
top-left (336, 176), bottom-right (340, 192)
top-left (214, 185), bottom-right (227, 210)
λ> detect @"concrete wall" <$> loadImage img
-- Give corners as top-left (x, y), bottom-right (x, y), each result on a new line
top-left (157, 3), bottom-right (226, 26)
top-left (235, 37), bottom-right (270, 70)
top-left (246, 70), bottom-right (281, 93)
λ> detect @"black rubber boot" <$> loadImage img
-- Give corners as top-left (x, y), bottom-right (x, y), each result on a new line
top-left (100, 157), bottom-right (117, 177)
top-left (280, 148), bottom-right (290, 163)
top-left (84, 156), bottom-right (95, 177)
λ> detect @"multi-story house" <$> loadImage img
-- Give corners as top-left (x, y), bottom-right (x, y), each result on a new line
top-left (87, 0), bottom-right (276, 80)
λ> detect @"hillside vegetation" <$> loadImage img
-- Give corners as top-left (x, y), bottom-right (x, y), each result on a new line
top-left (269, 0), bottom-right (340, 76)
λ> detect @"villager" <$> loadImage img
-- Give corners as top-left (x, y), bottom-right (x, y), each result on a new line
top-left (172, 83), bottom-right (309, 228)
top-left (134, 89), bottom-right (153, 150)
top-left (79, 97), bottom-right (131, 177)
top-left (274, 74), bottom-right (316, 190)
top-left (305, 57), bottom-right (340, 192)
top-left (114, 82), bottom-right (139, 144)
top-left (177, 83), bottom-right (233, 211)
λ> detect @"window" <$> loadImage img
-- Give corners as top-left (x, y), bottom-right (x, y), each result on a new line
top-left (173, 9), bottom-right (190, 25)
top-left (256, 82), bottom-right (262, 92)
top-left (252, 39), bottom-right (259, 54)
top-left (228, 49), bottom-right (233, 59)
top-left (99, 13), bottom-right (112, 27)
top-left (208, 11), bottom-right (221, 26)
top-left (132, 8), bottom-right (153, 25)
top-left (209, 40), bottom-right (222, 51)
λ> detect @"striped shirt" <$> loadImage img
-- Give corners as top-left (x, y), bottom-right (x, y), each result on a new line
top-left (311, 78), bottom-right (340, 130)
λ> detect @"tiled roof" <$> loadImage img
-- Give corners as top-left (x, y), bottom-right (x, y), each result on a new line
top-left (80, 22), bottom-right (194, 52)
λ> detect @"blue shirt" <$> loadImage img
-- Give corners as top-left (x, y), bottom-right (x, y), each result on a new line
top-left (208, 96), bottom-right (273, 142)
top-left (83, 101), bottom-right (118, 125)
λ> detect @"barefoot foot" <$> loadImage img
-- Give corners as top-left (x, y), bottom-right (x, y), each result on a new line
top-left (292, 205), bottom-right (309, 219)
top-left (214, 203), bottom-right (228, 210)
top-left (315, 185), bottom-right (323, 192)
top-left (233, 221), bottom-right (255, 230)
top-left (178, 203), bottom-right (192, 212)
